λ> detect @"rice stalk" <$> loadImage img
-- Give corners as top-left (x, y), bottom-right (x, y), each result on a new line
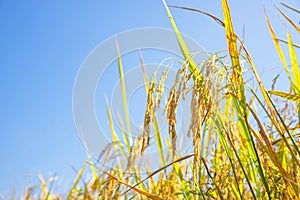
top-left (140, 51), bottom-right (166, 166)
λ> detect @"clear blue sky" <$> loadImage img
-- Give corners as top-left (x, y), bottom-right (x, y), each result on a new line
top-left (0, 0), bottom-right (299, 198)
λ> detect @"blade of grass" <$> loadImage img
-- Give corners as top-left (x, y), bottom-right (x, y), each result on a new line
top-left (287, 32), bottom-right (300, 122)
top-left (116, 40), bottom-right (132, 146)
top-left (287, 33), bottom-right (300, 94)
top-left (67, 164), bottom-right (86, 199)
top-left (45, 174), bottom-right (56, 200)
top-left (265, 11), bottom-right (294, 85)
top-left (162, 0), bottom-right (202, 81)
top-left (38, 174), bottom-right (49, 199)
top-left (222, 0), bottom-right (245, 103)
top-left (280, 3), bottom-right (300, 14)
top-left (106, 98), bottom-right (127, 161)
top-left (168, 5), bottom-right (225, 27)
top-left (276, 6), bottom-right (300, 33)
top-left (269, 90), bottom-right (300, 102)
top-left (278, 38), bottom-right (300, 49)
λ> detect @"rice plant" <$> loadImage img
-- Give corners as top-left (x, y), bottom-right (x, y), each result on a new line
top-left (12, 1), bottom-right (300, 199)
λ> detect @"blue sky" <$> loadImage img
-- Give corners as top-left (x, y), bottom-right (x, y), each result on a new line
top-left (0, 0), bottom-right (299, 198)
